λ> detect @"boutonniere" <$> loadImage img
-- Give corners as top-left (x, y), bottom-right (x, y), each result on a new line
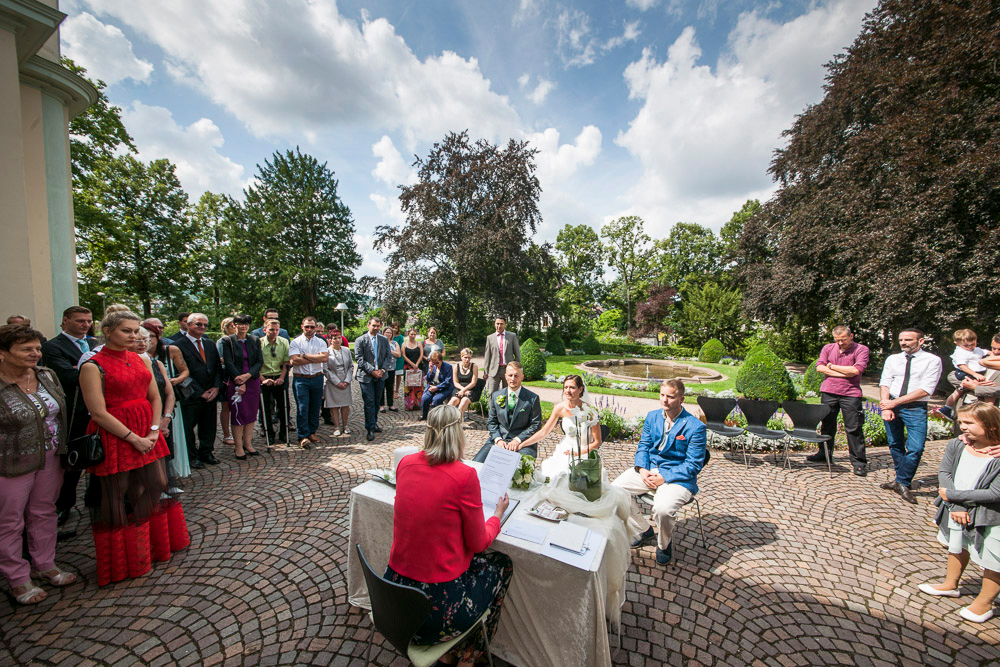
top-left (675, 434), bottom-right (686, 441)
top-left (497, 394), bottom-right (507, 408)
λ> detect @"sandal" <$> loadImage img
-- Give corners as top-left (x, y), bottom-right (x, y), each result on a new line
top-left (12, 583), bottom-right (47, 604)
top-left (223, 437), bottom-right (236, 446)
top-left (32, 568), bottom-right (78, 587)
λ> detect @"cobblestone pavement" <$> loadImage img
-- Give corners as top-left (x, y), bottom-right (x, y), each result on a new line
top-left (1, 388), bottom-right (998, 666)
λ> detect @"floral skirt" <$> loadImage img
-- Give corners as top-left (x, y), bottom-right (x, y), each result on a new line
top-left (385, 551), bottom-right (512, 661)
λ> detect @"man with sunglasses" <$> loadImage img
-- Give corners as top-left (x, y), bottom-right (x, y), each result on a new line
top-left (259, 319), bottom-right (290, 444)
top-left (290, 316), bottom-right (329, 449)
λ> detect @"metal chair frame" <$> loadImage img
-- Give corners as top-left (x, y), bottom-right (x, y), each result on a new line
top-left (697, 396), bottom-right (748, 467)
top-left (780, 401), bottom-right (834, 478)
top-left (736, 399), bottom-right (786, 467)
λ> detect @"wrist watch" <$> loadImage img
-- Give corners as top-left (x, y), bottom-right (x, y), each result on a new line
top-left (150, 425), bottom-right (160, 432)
top-left (635, 466), bottom-right (642, 473)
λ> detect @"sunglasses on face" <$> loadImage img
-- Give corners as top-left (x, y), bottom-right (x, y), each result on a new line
top-left (303, 325), bottom-right (316, 329)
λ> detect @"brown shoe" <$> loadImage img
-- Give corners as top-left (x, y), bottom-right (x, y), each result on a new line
top-left (898, 486), bottom-right (918, 504)
top-left (300, 438), bottom-right (312, 450)
top-left (308, 434), bottom-right (320, 443)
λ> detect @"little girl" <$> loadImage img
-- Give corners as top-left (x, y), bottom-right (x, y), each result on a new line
top-left (920, 402), bottom-right (1000, 622)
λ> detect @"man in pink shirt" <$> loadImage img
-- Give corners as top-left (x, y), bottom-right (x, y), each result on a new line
top-left (809, 325), bottom-right (870, 476)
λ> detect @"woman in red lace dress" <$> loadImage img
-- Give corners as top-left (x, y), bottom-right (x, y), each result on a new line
top-left (80, 310), bottom-right (189, 586)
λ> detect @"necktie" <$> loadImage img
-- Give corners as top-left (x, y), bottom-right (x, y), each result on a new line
top-left (76, 338), bottom-right (89, 353)
top-left (899, 353), bottom-right (913, 396)
top-left (372, 335), bottom-right (378, 362)
top-left (197, 338), bottom-right (206, 363)
top-left (498, 334), bottom-right (505, 364)
top-left (508, 391), bottom-right (516, 413)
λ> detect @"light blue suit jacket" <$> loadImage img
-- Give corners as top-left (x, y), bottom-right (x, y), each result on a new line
top-left (634, 407), bottom-right (708, 495)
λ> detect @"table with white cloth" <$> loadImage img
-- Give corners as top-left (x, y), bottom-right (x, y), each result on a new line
top-left (346, 464), bottom-right (631, 667)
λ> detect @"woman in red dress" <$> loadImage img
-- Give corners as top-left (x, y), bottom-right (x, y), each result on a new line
top-left (80, 310), bottom-right (190, 586)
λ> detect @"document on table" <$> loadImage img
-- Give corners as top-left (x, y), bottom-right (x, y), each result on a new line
top-left (540, 524), bottom-right (604, 570)
top-left (478, 446), bottom-right (522, 523)
top-left (502, 519), bottom-right (549, 544)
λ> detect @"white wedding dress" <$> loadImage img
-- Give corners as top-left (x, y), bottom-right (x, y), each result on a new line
top-left (540, 405), bottom-right (600, 480)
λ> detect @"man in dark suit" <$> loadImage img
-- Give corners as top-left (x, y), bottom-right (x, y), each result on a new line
top-left (420, 351), bottom-right (454, 421)
top-left (167, 311), bottom-right (191, 342)
top-left (474, 361), bottom-right (542, 462)
top-left (170, 312), bottom-right (223, 468)
top-left (41, 306), bottom-right (97, 530)
top-left (354, 317), bottom-right (390, 441)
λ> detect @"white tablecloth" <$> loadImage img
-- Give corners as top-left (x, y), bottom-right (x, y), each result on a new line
top-left (346, 471), bottom-right (626, 667)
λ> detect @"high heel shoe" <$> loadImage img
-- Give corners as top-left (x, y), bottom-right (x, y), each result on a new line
top-left (246, 449), bottom-right (260, 456)
top-left (235, 452), bottom-right (247, 460)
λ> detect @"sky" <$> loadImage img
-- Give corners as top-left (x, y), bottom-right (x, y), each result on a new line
top-left (59, 0), bottom-right (878, 279)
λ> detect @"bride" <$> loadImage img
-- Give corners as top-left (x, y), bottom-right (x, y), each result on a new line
top-left (519, 375), bottom-right (602, 479)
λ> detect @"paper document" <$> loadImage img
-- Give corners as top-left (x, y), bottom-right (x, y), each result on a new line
top-left (483, 498), bottom-right (519, 525)
top-left (478, 446), bottom-right (521, 508)
top-left (541, 527), bottom-right (604, 570)
top-left (548, 521), bottom-right (589, 554)
top-left (502, 519), bottom-right (549, 544)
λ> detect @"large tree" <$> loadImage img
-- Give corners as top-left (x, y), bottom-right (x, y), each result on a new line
top-left (652, 222), bottom-right (723, 289)
top-left (554, 223), bottom-right (604, 338)
top-left (375, 131), bottom-right (553, 347)
top-left (229, 148), bottom-right (361, 321)
top-left (601, 215), bottom-right (653, 330)
top-left (739, 0), bottom-right (1000, 351)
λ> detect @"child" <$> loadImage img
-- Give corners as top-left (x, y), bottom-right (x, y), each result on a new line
top-left (920, 402), bottom-right (1000, 623)
top-left (939, 329), bottom-right (988, 420)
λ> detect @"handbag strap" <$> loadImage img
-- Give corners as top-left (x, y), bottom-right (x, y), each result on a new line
top-left (69, 360), bottom-right (104, 434)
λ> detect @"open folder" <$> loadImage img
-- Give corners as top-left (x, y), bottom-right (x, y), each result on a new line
top-left (478, 446), bottom-right (522, 525)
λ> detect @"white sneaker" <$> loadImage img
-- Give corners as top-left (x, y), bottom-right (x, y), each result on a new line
top-left (343, 427), bottom-right (351, 434)
top-left (333, 429), bottom-right (341, 436)
top-left (959, 606), bottom-right (994, 623)
top-left (167, 487), bottom-right (183, 495)
top-left (918, 583), bottom-right (960, 597)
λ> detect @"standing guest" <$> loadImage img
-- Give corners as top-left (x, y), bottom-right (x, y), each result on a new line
top-left (323, 332), bottom-right (354, 436)
top-left (5, 316), bottom-right (28, 326)
top-left (41, 306), bottom-right (97, 531)
top-left (422, 327), bottom-right (444, 373)
top-left (809, 325), bottom-right (871, 475)
top-left (0, 325), bottom-right (77, 604)
top-left (290, 317), bottom-right (328, 450)
top-left (879, 328), bottom-right (944, 504)
top-left (474, 362), bottom-right (542, 462)
top-left (131, 328), bottom-right (182, 494)
top-left (449, 347), bottom-right (485, 419)
top-left (259, 320), bottom-right (290, 445)
top-left (326, 325), bottom-right (349, 348)
top-left (386, 404), bottom-right (513, 665)
top-left (392, 321), bottom-right (405, 402)
top-left (167, 312), bottom-right (190, 342)
top-left (940, 329), bottom-right (991, 420)
top-left (420, 351), bottom-right (454, 421)
top-left (170, 313), bottom-right (223, 469)
top-left (221, 315), bottom-right (262, 460)
top-left (251, 308), bottom-right (290, 340)
top-left (612, 379), bottom-right (708, 565)
top-left (960, 334), bottom-right (1000, 406)
top-left (354, 318), bottom-right (390, 442)
top-left (147, 327), bottom-right (189, 484)
top-left (379, 326), bottom-right (401, 413)
top-left (402, 328), bottom-right (424, 411)
top-left (920, 403), bottom-right (1000, 623)
top-left (79, 310), bottom-right (189, 586)
top-left (217, 317), bottom-right (237, 447)
top-left (483, 317), bottom-right (520, 398)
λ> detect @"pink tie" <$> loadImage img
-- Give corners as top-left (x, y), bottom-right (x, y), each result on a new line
top-left (498, 334), bottom-right (504, 364)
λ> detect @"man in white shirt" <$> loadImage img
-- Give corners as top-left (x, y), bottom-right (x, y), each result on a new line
top-left (290, 317), bottom-right (329, 449)
top-left (878, 328), bottom-right (943, 504)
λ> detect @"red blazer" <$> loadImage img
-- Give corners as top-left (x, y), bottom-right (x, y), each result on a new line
top-left (388, 451), bottom-right (501, 583)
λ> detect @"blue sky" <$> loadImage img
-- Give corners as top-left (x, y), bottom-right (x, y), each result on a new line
top-left (60, 0), bottom-right (877, 278)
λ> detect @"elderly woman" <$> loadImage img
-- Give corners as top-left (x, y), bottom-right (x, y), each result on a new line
top-left (0, 325), bottom-right (77, 604)
top-left (323, 332), bottom-right (354, 436)
top-left (387, 404), bottom-right (513, 666)
top-left (221, 314), bottom-right (262, 460)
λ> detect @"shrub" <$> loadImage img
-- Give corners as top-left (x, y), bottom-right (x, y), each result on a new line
top-left (698, 338), bottom-right (726, 363)
top-left (545, 332), bottom-right (566, 356)
top-left (520, 338), bottom-right (546, 380)
top-left (582, 371), bottom-right (610, 388)
top-left (582, 334), bottom-right (602, 355)
top-left (735, 344), bottom-right (796, 401)
top-left (596, 341), bottom-right (696, 358)
top-left (803, 359), bottom-right (823, 394)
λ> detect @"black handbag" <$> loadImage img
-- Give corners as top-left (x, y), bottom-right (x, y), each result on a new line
top-left (63, 363), bottom-right (105, 471)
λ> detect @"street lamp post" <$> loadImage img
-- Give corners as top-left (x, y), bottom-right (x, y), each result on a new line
top-left (336, 302), bottom-right (348, 334)
top-left (96, 292), bottom-right (106, 315)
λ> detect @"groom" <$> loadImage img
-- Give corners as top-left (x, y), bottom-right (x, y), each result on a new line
top-left (474, 361), bottom-right (542, 462)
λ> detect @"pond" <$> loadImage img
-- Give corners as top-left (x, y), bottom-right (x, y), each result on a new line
top-left (610, 363), bottom-right (696, 380)
top-left (580, 358), bottom-right (725, 384)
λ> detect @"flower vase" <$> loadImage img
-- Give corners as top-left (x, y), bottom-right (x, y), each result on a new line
top-left (568, 451), bottom-right (603, 502)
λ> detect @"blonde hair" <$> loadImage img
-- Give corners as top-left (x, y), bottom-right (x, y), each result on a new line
top-left (424, 404), bottom-right (464, 465)
top-left (460, 347), bottom-right (473, 358)
top-left (100, 309), bottom-right (141, 333)
top-left (105, 303), bottom-right (131, 315)
top-left (137, 326), bottom-right (151, 340)
top-left (429, 350), bottom-right (442, 362)
top-left (954, 329), bottom-right (978, 345)
top-left (958, 402), bottom-right (1000, 444)
top-left (220, 317), bottom-right (235, 335)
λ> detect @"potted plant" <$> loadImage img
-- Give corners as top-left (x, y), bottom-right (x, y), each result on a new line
top-left (567, 415), bottom-right (602, 501)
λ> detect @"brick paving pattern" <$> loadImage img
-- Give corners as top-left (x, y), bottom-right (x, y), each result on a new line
top-left (1, 387), bottom-right (998, 666)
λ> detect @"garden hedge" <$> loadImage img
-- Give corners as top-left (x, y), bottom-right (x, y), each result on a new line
top-left (597, 341), bottom-right (696, 358)
top-left (803, 359), bottom-right (823, 394)
top-left (735, 344), bottom-right (797, 401)
top-left (545, 332), bottom-right (566, 356)
top-left (582, 334), bottom-right (602, 355)
top-left (698, 338), bottom-right (726, 363)
top-left (520, 338), bottom-right (547, 380)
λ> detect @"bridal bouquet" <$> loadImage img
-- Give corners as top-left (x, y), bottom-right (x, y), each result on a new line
top-left (510, 454), bottom-right (535, 489)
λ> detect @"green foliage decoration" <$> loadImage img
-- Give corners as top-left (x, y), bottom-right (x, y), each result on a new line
top-left (520, 338), bottom-right (547, 380)
top-left (698, 339), bottom-right (727, 363)
top-left (735, 345), bottom-right (796, 401)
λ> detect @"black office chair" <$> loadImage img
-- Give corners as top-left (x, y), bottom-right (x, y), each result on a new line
top-left (781, 401), bottom-right (834, 477)
top-left (737, 399), bottom-right (785, 467)
top-left (697, 396), bottom-right (747, 467)
top-left (356, 545), bottom-right (493, 667)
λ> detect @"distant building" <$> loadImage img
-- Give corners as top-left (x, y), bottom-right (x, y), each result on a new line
top-left (1, 0), bottom-right (97, 335)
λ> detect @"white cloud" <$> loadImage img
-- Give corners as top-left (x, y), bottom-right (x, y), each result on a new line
top-left (517, 72), bottom-right (531, 88)
top-left (513, 0), bottom-right (540, 26)
top-left (626, 0), bottom-right (660, 10)
top-left (353, 231), bottom-right (389, 276)
top-left (60, 12), bottom-right (152, 85)
top-left (555, 11), bottom-right (640, 67)
top-left (525, 125), bottom-right (602, 185)
top-left (527, 78), bottom-right (555, 105)
top-left (81, 1), bottom-right (520, 148)
top-left (615, 0), bottom-right (875, 230)
top-left (603, 20), bottom-right (641, 52)
top-left (122, 102), bottom-right (247, 199)
top-left (371, 136), bottom-right (417, 188)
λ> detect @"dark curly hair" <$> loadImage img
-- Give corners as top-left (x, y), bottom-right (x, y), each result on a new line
top-left (0, 324), bottom-right (44, 351)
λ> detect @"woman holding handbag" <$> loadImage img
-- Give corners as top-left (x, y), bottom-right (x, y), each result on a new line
top-left (0, 324), bottom-right (77, 604)
top-left (323, 333), bottom-right (353, 436)
top-left (402, 329), bottom-right (424, 411)
top-left (80, 310), bottom-right (189, 587)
